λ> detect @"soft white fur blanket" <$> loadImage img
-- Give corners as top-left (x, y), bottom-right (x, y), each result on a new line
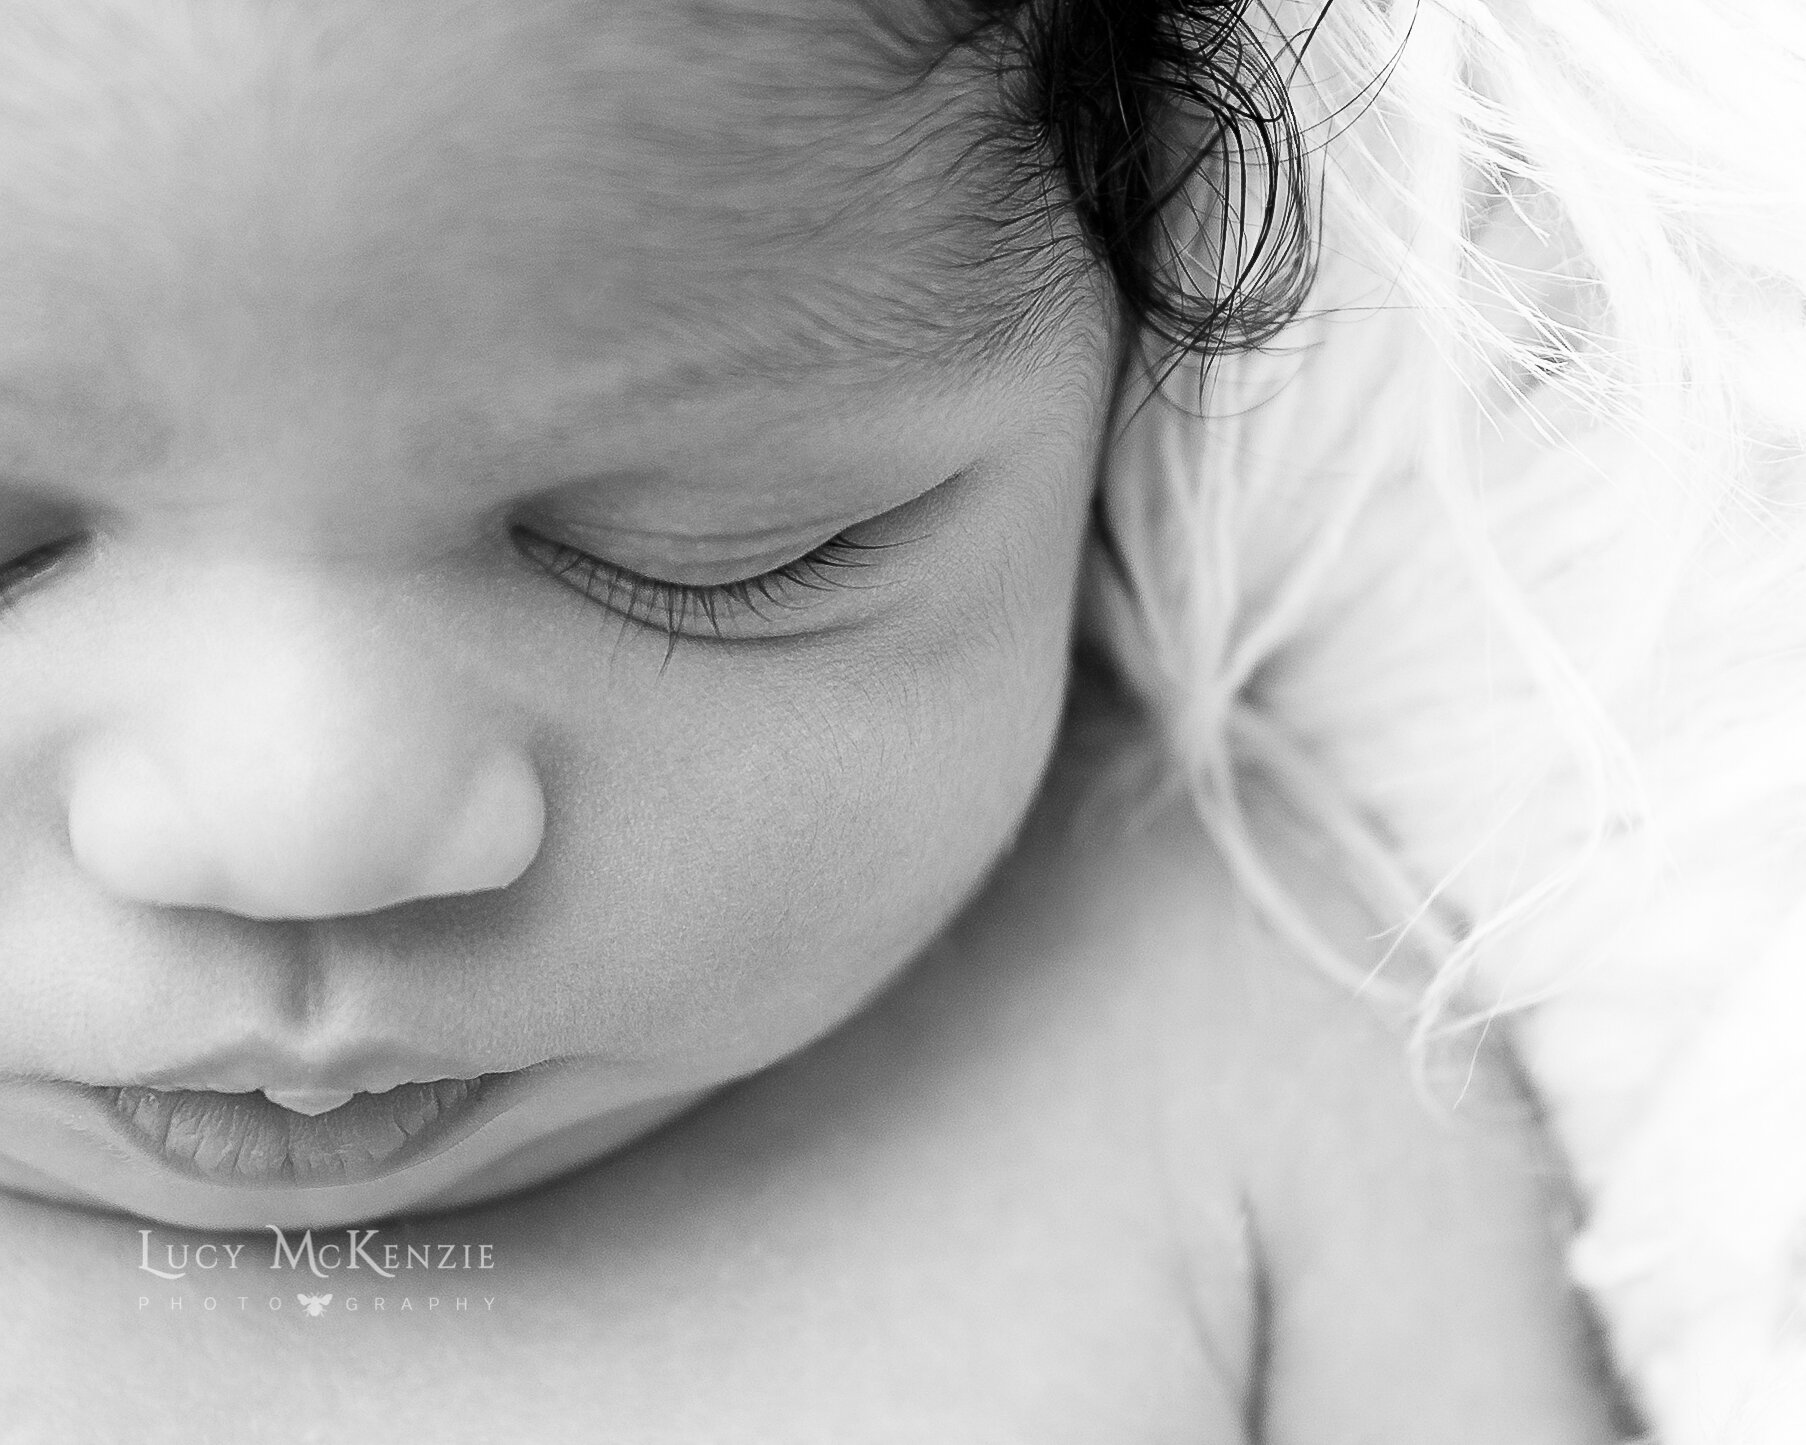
top-left (1095, 4), bottom-right (1806, 1438)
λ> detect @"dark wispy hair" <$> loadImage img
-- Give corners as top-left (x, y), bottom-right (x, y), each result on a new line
top-left (945, 0), bottom-right (1324, 365)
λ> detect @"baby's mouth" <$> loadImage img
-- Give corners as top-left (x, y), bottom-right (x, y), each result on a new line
top-left (101, 1077), bottom-right (492, 1184)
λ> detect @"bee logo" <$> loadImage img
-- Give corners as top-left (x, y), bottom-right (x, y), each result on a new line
top-left (296, 1293), bottom-right (333, 1317)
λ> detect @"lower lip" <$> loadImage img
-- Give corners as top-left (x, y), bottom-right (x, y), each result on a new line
top-left (0, 1062), bottom-right (703, 1230)
top-left (94, 1077), bottom-right (494, 1185)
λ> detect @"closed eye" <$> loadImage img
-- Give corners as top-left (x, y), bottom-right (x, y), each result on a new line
top-left (510, 525), bottom-right (885, 647)
top-left (0, 533), bottom-right (88, 613)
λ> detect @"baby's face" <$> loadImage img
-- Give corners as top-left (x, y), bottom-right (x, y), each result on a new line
top-left (0, 0), bottom-right (1115, 1228)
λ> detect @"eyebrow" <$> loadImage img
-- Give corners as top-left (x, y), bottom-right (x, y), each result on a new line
top-left (0, 256), bottom-right (1081, 499)
top-left (413, 355), bottom-right (959, 515)
top-left (402, 280), bottom-right (1046, 485)
top-left (0, 367), bottom-right (176, 482)
top-left (0, 328), bottom-right (865, 493)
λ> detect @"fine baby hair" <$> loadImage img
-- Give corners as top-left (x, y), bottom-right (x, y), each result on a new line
top-left (0, 0), bottom-right (1798, 1437)
top-left (1083, 0), bottom-right (1806, 1440)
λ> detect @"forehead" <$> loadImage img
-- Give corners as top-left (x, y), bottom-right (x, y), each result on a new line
top-left (0, 0), bottom-right (1084, 475)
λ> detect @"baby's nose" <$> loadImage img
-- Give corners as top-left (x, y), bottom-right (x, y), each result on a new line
top-left (63, 659), bottom-right (546, 921)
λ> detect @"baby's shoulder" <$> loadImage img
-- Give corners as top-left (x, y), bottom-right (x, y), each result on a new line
top-left (948, 753), bottom-right (1426, 1110)
top-left (943, 750), bottom-right (1533, 1219)
top-left (950, 762), bottom-right (1610, 1442)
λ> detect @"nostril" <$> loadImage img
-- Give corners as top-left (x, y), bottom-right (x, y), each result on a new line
top-left (64, 733), bottom-right (547, 920)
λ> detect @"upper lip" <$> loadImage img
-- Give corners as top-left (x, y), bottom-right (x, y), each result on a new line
top-left (110, 1040), bottom-right (489, 1097)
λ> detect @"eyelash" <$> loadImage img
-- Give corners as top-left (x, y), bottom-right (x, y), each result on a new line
top-left (510, 525), bottom-right (879, 644)
top-left (0, 535), bottom-right (86, 614)
top-left (0, 526), bottom-right (884, 644)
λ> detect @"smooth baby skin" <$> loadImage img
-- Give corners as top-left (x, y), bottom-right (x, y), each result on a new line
top-left (1, 757), bottom-right (1619, 1443)
top-left (0, 2), bottom-right (1619, 1437)
top-left (0, 0), bottom-right (1111, 1225)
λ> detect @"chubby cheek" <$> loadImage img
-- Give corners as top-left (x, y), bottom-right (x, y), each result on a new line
top-left (485, 517), bottom-right (1088, 1080)
top-left (0, 459), bottom-right (1096, 1081)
